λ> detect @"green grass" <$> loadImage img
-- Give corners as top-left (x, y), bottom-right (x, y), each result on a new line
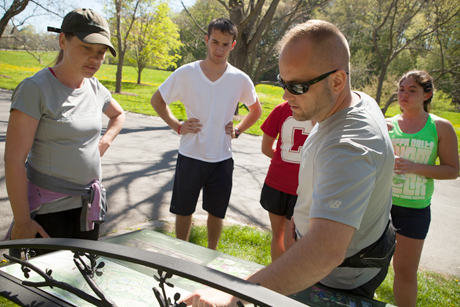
top-left (161, 225), bottom-right (272, 265)
top-left (0, 50), bottom-right (285, 135)
top-left (1, 50), bottom-right (459, 140)
top-left (189, 224), bottom-right (272, 265)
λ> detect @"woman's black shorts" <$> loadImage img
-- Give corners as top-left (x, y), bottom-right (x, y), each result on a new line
top-left (391, 204), bottom-right (431, 240)
top-left (260, 183), bottom-right (297, 220)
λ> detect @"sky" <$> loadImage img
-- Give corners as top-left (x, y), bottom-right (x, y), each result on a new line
top-left (7, 0), bottom-right (196, 33)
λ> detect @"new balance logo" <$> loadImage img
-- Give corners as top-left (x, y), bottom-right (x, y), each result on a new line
top-left (323, 199), bottom-right (342, 209)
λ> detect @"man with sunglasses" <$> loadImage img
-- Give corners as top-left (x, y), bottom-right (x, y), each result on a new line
top-left (182, 20), bottom-right (395, 306)
top-left (151, 18), bottom-right (262, 251)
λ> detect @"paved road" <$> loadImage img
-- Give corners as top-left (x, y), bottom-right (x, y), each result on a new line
top-left (0, 88), bottom-right (459, 276)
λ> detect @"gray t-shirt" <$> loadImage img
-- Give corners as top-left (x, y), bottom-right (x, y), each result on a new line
top-left (294, 92), bottom-right (394, 290)
top-left (11, 68), bottom-right (112, 213)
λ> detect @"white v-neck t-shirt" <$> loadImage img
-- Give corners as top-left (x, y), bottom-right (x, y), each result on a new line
top-left (159, 61), bottom-right (257, 162)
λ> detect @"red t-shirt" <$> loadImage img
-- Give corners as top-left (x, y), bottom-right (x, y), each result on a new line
top-left (261, 102), bottom-right (314, 195)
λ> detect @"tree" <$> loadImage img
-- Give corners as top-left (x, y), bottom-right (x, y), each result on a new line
top-left (1, 24), bottom-right (58, 63)
top-left (126, 3), bottom-right (182, 84)
top-left (1, 0), bottom-right (69, 37)
top-left (374, 0), bottom-right (460, 112)
top-left (0, 0), bottom-right (29, 37)
top-left (421, 0), bottom-right (460, 105)
top-left (315, 0), bottom-right (460, 113)
top-left (1, 0), bottom-right (76, 64)
top-left (173, 0), bottom-right (226, 67)
top-left (106, 0), bottom-right (142, 93)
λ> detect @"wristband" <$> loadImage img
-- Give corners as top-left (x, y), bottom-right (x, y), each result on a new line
top-left (234, 128), bottom-right (241, 139)
top-left (178, 124), bottom-right (182, 135)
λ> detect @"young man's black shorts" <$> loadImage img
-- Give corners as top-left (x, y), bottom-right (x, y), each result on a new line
top-left (260, 183), bottom-right (297, 219)
top-left (170, 153), bottom-right (234, 219)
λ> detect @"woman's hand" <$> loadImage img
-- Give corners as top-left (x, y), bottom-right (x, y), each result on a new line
top-left (11, 219), bottom-right (49, 240)
top-left (394, 156), bottom-right (416, 174)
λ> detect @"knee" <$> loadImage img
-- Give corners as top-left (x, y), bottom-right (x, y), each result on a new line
top-left (393, 262), bottom-right (418, 281)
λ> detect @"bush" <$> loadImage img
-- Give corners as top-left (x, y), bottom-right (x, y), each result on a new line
top-left (431, 90), bottom-right (459, 112)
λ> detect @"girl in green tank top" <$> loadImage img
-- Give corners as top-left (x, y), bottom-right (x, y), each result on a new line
top-left (388, 70), bottom-right (459, 307)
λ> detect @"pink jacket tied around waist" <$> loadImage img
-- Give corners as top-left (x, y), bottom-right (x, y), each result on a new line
top-left (4, 163), bottom-right (107, 240)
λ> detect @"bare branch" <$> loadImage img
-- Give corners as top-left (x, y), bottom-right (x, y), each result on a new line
top-left (239, 0), bottom-right (265, 30)
top-left (217, 0), bottom-right (229, 11)
top-left (29, 0), bottom-right (61, 17)
top-left (181, 0), bottom-right (206, 35)
top-left (3, 34), bottom-right (43, 63)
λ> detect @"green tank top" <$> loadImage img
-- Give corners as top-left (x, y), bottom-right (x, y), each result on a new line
top-left (389, 114), bottom-right (438, 209)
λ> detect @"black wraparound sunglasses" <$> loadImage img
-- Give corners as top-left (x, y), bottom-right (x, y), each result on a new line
top-left (277, 69), bottom-right (348, 95)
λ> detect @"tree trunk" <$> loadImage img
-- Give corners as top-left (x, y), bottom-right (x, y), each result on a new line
top-left (116, 53), bottom-right (124, 93)
top-left (375, 63), bottom-right (388, 106)
top-left (115, 0), bottom-right (123, 94)
top-left (228, 1), bottom-right (247, 72)
top-left (0, 0), bottom-right (29, 37)
top-left (137, 67), bottom-right (142, 84)
top-left (381, 92), bottom-right (398, 115)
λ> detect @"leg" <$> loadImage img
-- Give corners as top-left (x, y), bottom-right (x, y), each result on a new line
top-left (170, 154), bottom-right (203, 241)
top-left (202, 159), bottom-right (233, 250)
top-left (390, 205), bottom-right (430, 307)
top-left (175, 214), bottom-right (193, 241)
top-left (283, 218), bottom-right (296, 251)
top-left (392, 233), bottom-right (424, 307)
top-left (268, 212), bottom-right (287, 261)
top-left (260, 184), bottom-right (297, 261)
top-left (207, 213), bottom-right (223, 250)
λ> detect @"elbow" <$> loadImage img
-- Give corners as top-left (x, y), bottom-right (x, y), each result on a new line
top-left (319, 244), bottom-right (349, 270)
top-left (261, 147), bottom-right (273, 159)
top-left (150, 97), bottom-right (158, 111)
top-left (446, 165), bottom-right (459, 179)
top-left (150, 91), bottom-right (165, 112)
top-left (261, 148), bottom-right (269, 157)
top-left (326, 249), bottom-right (348, 269)
top-left (254, 106), bottom-right (262, 120)
top-left (119, 111), bottom-right (126, 123)
top-left (453, 165), bottom-right (459, 179)
top-left (248, 101), bottom-right (262, 121)
top-left (4, 153), bottom-right (26, 171)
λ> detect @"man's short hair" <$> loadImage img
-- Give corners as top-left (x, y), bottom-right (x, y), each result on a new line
top-left (207, 18), bottom-right (238, 41)
top-left (277, 20), bottom-right (350, 73)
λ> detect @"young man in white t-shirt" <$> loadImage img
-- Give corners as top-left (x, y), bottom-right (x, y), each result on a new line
top-left (150, 18), bottom-right (262, 250)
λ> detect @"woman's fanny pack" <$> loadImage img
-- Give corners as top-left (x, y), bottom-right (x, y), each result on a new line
top-left (338, 220), bottom-right (396, 268)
